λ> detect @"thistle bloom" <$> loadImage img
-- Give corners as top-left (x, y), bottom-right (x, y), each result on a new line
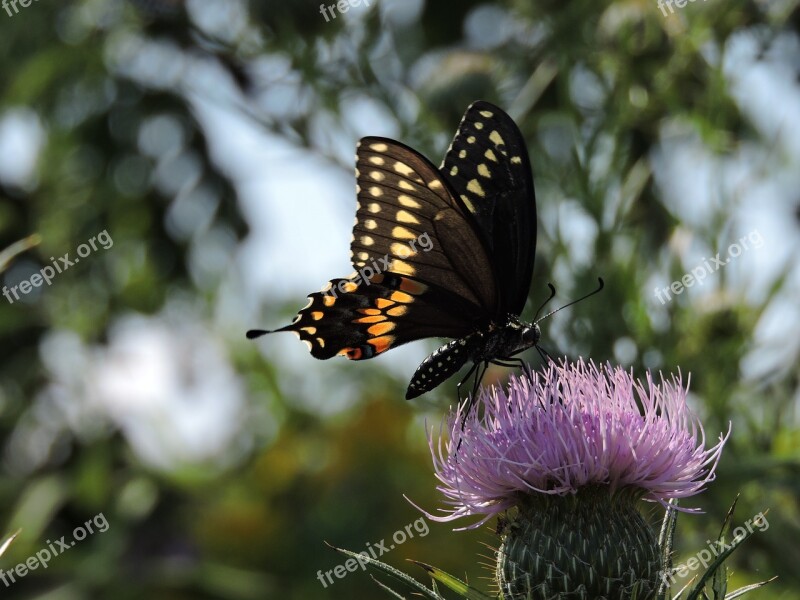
top-left (418, 359), bottom-right (729, 600)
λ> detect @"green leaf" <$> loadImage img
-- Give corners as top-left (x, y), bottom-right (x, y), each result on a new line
top-left (326, 543), bottom-right (444, 600)
top-left (657, 499), bottom-right (680, 600)
top-left (723, 576), bottom-right (778, 599)
top-left (0, 530), bottom-right (20, 559)
top-left (684, 503), bottom-right (763, 600)
top-left (0, 234), bottom-right (41, 273)
top-left (371, 575), bottom-right (409, 599)
top-left (411, 561), bottom-right (494, 600)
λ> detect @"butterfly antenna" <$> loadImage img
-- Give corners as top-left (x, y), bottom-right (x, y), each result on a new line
top-left (535, 277), bottom-right (604, 324)
top-left (533, 283), bottom-right (557, 321)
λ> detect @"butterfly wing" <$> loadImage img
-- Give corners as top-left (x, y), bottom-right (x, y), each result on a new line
top-left (249, 273), bottom-right (485, 361)
top-left (352, 137), bottom-right (499, 317)
top-left (440, 100), bottom-right (536, 317)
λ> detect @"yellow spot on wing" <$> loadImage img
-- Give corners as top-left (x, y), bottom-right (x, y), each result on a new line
top-left (361, 236), bottom-right (375, 246)
top-left (369, 143), bottom-right (388, 152)
top-left (369, 156), bottom-right (385, 165)
top-left (460, 195), bottom-right (475, 212)
top-left (485, 149), bottom-right (498, 162)
top-left (467, 136), bottom-right (476, 143)
top-left (398, 180), bottom-right (415, 191)
top-left (369, 187), bottom-right (383, 197)
top-left (459, 150), bottom-right (467, 158)
top-left (370, 170), bottom-right (385, 181)
top-left (490, 130), bottom-right (505, 147)
top-left (475, 122), bottom-right (484, 129)
top-left (450, 166), bottom-right (458, 176)
top-left (478, 164), bottom-right (491, 178)
top-left (391, 242), bottom-right (414, 258)
top-left (428, 180), bottom-right (443, 190)
top-left (479, 110), bottom-right (493, 117)
top-left (392, 226), bottom-right (416, 240)
top-left (368, 203), bottom-right (381, 213)
top-left (316, 337), bottom-right (325, 348)
top-left (393, 162), bottom-right (415, 177)
top-left (396, 210), bottom-right (420, 224)
top-left (467, 179), bottom-right (486, 197)
top-left (391, 259), bottom-right (415, 276)
top-left (364, 219), bottom-right (378, 230)
top-left (398, 195), bottom-right (421, 209)
top-left (511, 156), bottom-right (523, 164)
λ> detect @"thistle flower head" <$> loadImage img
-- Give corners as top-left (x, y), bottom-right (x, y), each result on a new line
top-left (417, 359), bottom-right (729, 599)
top-left (423, 359), bottom-right (728, 530)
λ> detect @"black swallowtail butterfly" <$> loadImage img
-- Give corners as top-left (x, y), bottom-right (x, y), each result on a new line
top-left (249, 101), bottom-right (554, 402)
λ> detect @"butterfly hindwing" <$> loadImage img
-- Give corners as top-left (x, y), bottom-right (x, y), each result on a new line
top-left (352, 138), bottom-right (499, 317)
top-left (272, 273), bottom-right (484, 361)
top-left (440, 100), bottom-right (536, 316)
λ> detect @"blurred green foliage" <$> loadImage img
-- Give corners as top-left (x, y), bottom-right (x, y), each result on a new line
top-left (0, 0), bottom-right (798, 598)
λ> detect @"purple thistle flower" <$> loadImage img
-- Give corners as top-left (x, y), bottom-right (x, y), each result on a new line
top-left (419, 359), bottom-right (729, 530)
top-left (415, 359), bottom-right (729, 599)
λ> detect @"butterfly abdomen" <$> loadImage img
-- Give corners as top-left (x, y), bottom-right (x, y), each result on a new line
top-left (405, 336), bottom-right (482, 400)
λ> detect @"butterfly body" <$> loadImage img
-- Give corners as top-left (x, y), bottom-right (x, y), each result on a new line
top-left (248, 100), bottom-right (541, 400)
top-left (406, 318), bottom-right (541, 399)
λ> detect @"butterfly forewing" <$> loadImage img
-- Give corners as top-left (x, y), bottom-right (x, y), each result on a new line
top-left (353, 137), bottom-right (499, 316)
top-left (440, 101), bottom-right (536, 316)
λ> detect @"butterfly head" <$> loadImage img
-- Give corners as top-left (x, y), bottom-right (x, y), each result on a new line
top-left (520, 322), bottom-right (541, 350)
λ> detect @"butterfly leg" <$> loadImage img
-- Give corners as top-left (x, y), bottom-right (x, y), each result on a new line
top-left (535, 345), bottom-right (555, 364)
top-left (455, 360), bottom-right (487, 453)
top-left (492, 357), bottom-right (526, 370)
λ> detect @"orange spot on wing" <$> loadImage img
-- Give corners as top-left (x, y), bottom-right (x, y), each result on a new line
top-left (338, 347), bottom-right (363, 360)
top-left (368, 322), bottom-right (396, 336)
top-left (399, 278), bottom-right (428, 294)
top-left (311, 311), bottom-right (324, 320)
top-left (390, 291), bottom-right (414, 304)
top-left (342, 282), bottom-right (358, 293)
top-left (323, 296), bottom-right (336, 307)
top-left (354, 315), bottom-right (387, 324)
top-left (369, 336), bottom-right (395, 354)
top-left (375, 298), bottom-right (395, 309)
top-left (358, 308), bottom-right (381, 316)
top-left (387, 306), bottom-right (408, 317)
